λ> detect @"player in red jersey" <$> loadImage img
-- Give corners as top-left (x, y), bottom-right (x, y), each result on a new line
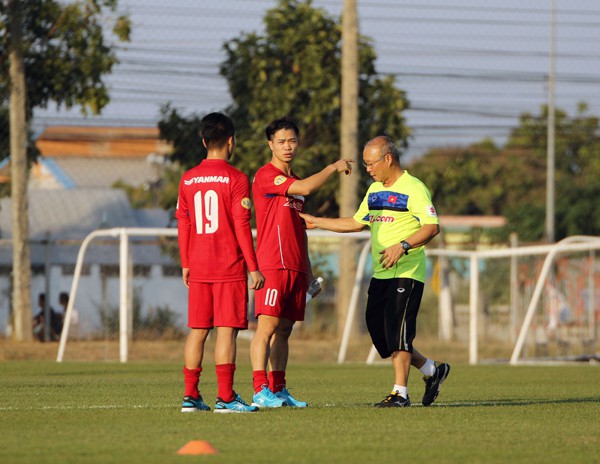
top-left (250, 117), bottom-right (354, 408)
top-left (176, 112), bottom-right (264, 413)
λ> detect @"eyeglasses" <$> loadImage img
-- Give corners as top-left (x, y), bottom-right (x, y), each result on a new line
top-left (362, 154), bottom-right (387, 169)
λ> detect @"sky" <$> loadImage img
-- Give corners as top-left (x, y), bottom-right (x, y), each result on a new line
top-left (32, 0), bottom-right (600, 160)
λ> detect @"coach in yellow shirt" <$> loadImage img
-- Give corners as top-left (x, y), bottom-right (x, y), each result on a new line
top-left (300, 135), bottom-right (450, 408)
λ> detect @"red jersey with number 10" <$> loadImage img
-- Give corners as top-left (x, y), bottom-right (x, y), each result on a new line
top-left (252, 163), bottom-right (307, 273)
top-left (176, 159), bottom-right (258, 283)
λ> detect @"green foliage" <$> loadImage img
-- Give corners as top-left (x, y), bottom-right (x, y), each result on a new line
top-left (222, 0), bottom-right (409, 216)
top-left (111, 164), bottom-right (182, 212)
top-left (157, 104), bottom-right (206, 168)
top-left (0, 106), bottom-right (40, 197)
top-left (410, 104), bottom-right (600, 242)
top-left (0, 0), bottom-right (130, 166)
top-left (157, 164), bottom-right (184, 213)
top-left (112, 179), bottom-right (154, 209)
top-left (505, 104), bottom-right (600, 240)
top-left (1, 0), bottom-right (131, 114)
top-left (158, 0), bottom-right (410, 216)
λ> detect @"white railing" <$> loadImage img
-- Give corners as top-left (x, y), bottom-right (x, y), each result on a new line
top-left (56, 227), bottom-right (371, 363)
top-left (57, 228), bottom-right (599, 365)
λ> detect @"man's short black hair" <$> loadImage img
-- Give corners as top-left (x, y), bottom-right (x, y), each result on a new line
top-left (201, 112), bottom-right (235, 149)
top-left (265, 117), bottom-right (299, 141)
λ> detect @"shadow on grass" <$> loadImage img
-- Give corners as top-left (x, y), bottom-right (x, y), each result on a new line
top-left (420, 397), bottom-right (600, 408)
top-left (324, 397), bottom-right (600, 408)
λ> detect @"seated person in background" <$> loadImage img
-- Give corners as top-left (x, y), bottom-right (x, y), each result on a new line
top-left (32, 293), bottom-right (63, 342)
top-left (58, 291), bottom-right (79, 339)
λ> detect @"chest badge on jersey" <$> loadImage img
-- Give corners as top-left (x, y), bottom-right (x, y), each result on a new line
top-left (387, 195), bottom-right (398, 203)
top-left (241, 197), bottom-right (251, 209)
top-left (274, 175), bottom-right (286, 186)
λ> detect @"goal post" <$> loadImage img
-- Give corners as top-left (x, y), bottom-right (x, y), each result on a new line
top-left (56, 227), bottom-right (372, 363)
top-left (509, 236), bottom-right (600, 364)
top-left (337, 235), bottom-right (600, 365)
top-left (57, 227), bottom-right (178, 363)
top-left (57, 227), bottom-right (599, 365)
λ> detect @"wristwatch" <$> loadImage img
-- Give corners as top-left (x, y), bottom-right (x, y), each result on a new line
top-left (401, 240), bottom-right (412, 255)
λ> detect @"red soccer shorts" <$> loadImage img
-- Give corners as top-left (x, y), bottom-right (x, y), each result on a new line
top-left (254, 269), bottom-right (307, 321)
top-left (187, 280), bottom-right (249, 329)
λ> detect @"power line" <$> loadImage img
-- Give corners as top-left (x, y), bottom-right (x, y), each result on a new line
top-left (31, 0), bottom-right (600, 160)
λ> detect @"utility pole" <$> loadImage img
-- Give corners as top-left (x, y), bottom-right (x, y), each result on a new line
top-left (338, 0), bottom-right (360, 338)
top-left (8, 0), bottom-right (33, 341)
top-left (545, 0), bottom-right (556, 243)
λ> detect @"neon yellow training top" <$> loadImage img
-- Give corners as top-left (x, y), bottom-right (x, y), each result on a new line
top-left (353, 171), bottom-right (439, 282)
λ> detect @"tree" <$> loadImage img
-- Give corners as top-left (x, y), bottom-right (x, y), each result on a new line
top-left (2, 0), bottom-right (130, 341)
top-left (1, 0), bottom-right (131, 163)
top-left (8, 0), bottom-right (31, 342)
top-left (409, 104), bottom-right (600, 242)
top-left (1, 0), bottom-right (131, 115)
top-left (157, 104), bottom-right (205, 172)
top-left (222, 0), bottom-right (409, 215)
top-left (159, 0), bottom-right (410, 217)
top-left (0, 106), bottom-right (39, 197)
top-left (505, 103), bottom-right (600, 239)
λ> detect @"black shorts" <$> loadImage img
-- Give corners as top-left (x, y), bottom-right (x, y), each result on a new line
top-left (365, 277), bottom-right (424, 358)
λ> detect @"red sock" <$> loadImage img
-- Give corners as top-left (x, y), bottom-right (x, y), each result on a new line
top-left (182, 366), bottom-right (201, 398)
top-left (216, 364), bottom-right (236, 403)
top-left (253, 370), bottom-right (269, 393)
top-left (269, 370), bottom-right (286, 393)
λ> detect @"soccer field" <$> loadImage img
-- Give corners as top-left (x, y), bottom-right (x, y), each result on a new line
top-left (1, 360), bottom-right (598, 464)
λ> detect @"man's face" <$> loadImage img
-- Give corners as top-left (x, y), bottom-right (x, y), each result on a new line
top-left (362, 144), bottom-right (388, 183)
top-left (268, 128), bottom-right (298, 164)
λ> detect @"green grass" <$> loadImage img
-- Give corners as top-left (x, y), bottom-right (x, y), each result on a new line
top-left (1, 361), bottom-right (599, 464)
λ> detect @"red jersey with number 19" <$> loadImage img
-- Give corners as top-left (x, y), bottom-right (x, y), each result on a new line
top-left (252, 163), bottom-right (307, 273)
top-left (176, 159), bottom-right (258, 283)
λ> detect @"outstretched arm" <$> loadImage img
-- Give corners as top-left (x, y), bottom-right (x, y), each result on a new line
top-left (299, 212), bottom-right (366, 233)
top-left (287, 159), bottom-right (354, 196)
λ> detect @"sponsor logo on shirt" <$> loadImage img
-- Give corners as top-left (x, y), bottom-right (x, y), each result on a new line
top-left (274, 175), bottom-right (287, 186)
top-left (241, 197), bottom-right (251, 209)
top-left (369, 215), bottom-right (395, 223)
top-left (388, 195), bottom-right (398, 203)
top-left (184, 176), bottom-right (230, 185)
top-left (427, 205), bottom-right (437, 217)
top-left (284, 195), bottom-right (304, 212)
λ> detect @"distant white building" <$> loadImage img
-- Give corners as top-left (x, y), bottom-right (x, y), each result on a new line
top-left (0, 126), bottom-right (187, 337)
